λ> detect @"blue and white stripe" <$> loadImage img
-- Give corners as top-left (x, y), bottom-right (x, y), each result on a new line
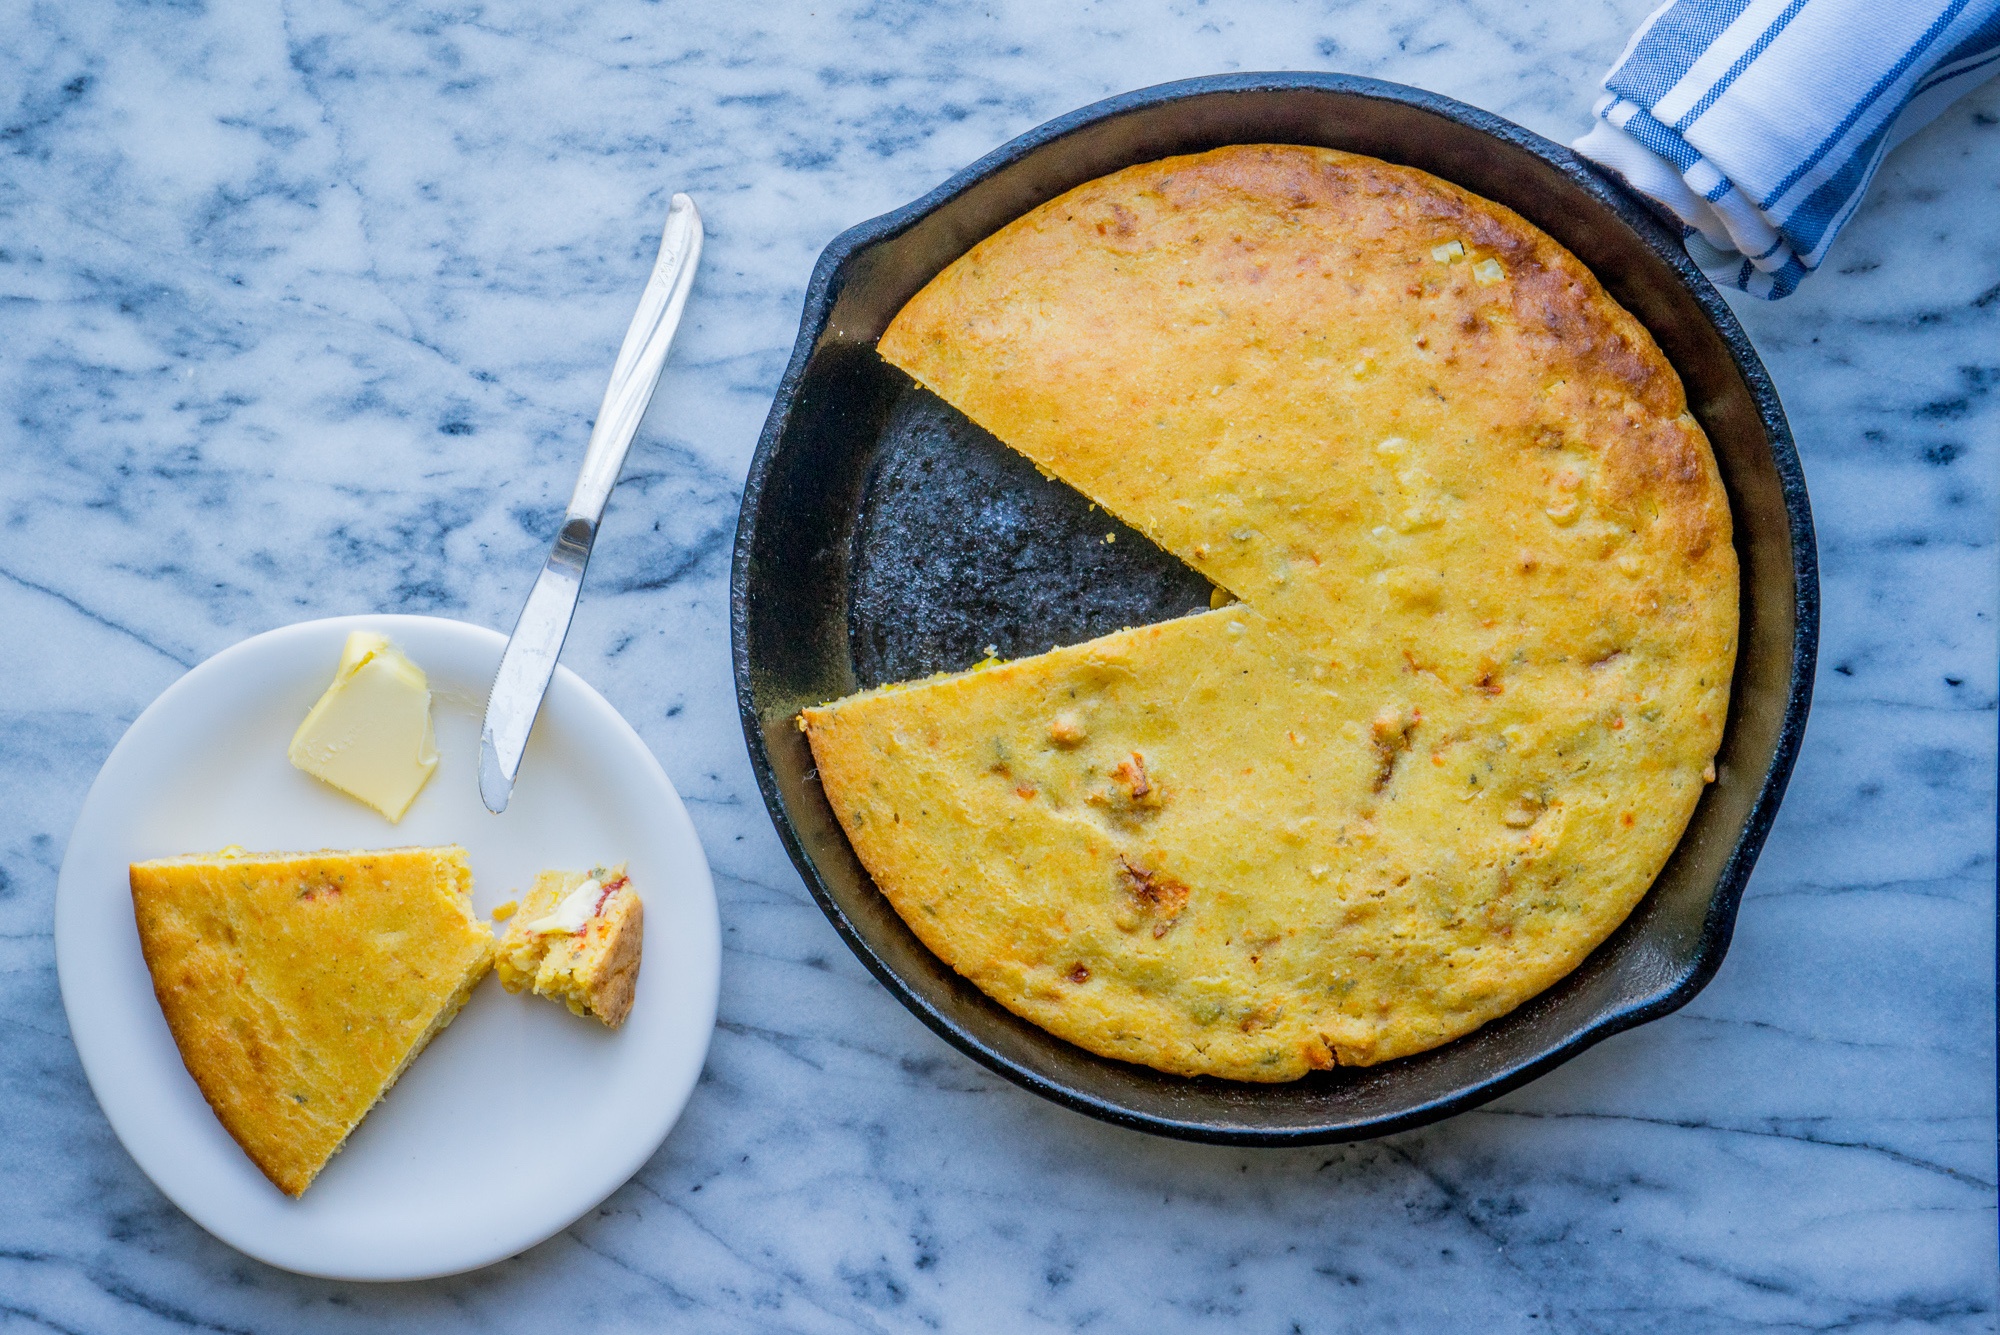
top-left (1576, 0), bottom-right (2000, 298)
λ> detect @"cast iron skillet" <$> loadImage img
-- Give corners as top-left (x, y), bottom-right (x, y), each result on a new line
top-left (731, 72), bottom-right (1819, 1144)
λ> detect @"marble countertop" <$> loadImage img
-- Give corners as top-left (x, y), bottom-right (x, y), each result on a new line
top-left (3, 1), bottom-right (1994, 1330)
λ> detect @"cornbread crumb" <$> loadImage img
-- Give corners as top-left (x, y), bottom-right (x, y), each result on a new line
top-left (494, 866), bottom-right (642, 1028)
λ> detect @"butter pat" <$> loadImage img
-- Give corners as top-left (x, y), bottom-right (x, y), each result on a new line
top-left (288, 631), bottom-right (440, 821)
top-left (521, 878), bottom-right (601, 935)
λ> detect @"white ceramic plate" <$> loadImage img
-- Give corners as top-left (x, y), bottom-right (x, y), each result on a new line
top-left (55, 615), bottom-right (720, 1280)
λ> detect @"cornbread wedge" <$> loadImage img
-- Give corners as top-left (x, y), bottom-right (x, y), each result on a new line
top-left (130, 845), bottom-right (494, 1195)
top-left (494, 866), bottom-right (642, 1028)
top-left (805, 144), bottom-right (1738, 1081)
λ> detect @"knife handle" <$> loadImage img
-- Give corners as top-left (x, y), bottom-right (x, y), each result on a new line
top-left (569, 193), bottom-right (705, 525)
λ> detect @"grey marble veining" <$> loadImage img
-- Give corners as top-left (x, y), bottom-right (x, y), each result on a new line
top-left (2, 1), bottom-right (1995, 1330)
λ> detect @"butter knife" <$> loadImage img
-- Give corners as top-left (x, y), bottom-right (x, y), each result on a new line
top-left (479, 193), bottom-right (704, 813)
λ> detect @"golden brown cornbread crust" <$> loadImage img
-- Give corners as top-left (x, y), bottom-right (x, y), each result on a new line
top-left (808, 144), bottom-right (1737, 1081)
top-left (131, 846), bottom-right (494, 1195)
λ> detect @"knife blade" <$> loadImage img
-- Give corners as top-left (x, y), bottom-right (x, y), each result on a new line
top-left (479, 193), bottom-right (704, 813)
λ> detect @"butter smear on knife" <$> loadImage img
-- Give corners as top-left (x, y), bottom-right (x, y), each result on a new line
top-left (288, 631), bottom-right (439, 821)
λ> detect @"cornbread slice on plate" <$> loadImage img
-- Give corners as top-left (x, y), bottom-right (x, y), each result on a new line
top-left (129, 845), bottom-right (494, 1196)
top-left (805, 143), bottom-right (1738, 1081)
top-left (495, 866), bottom-right (642, 1028)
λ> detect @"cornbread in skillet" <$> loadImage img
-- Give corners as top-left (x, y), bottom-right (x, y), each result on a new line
top-left (130, 845), bottom-right (494, 1195)
top-left (806, 143), bottom-right (1737, 1081)
top-left (494, 866), bottom-right (642, 1028)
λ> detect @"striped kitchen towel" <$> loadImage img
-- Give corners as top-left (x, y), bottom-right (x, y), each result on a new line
top-left (1575, 0), bottom-right (2000, 298)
